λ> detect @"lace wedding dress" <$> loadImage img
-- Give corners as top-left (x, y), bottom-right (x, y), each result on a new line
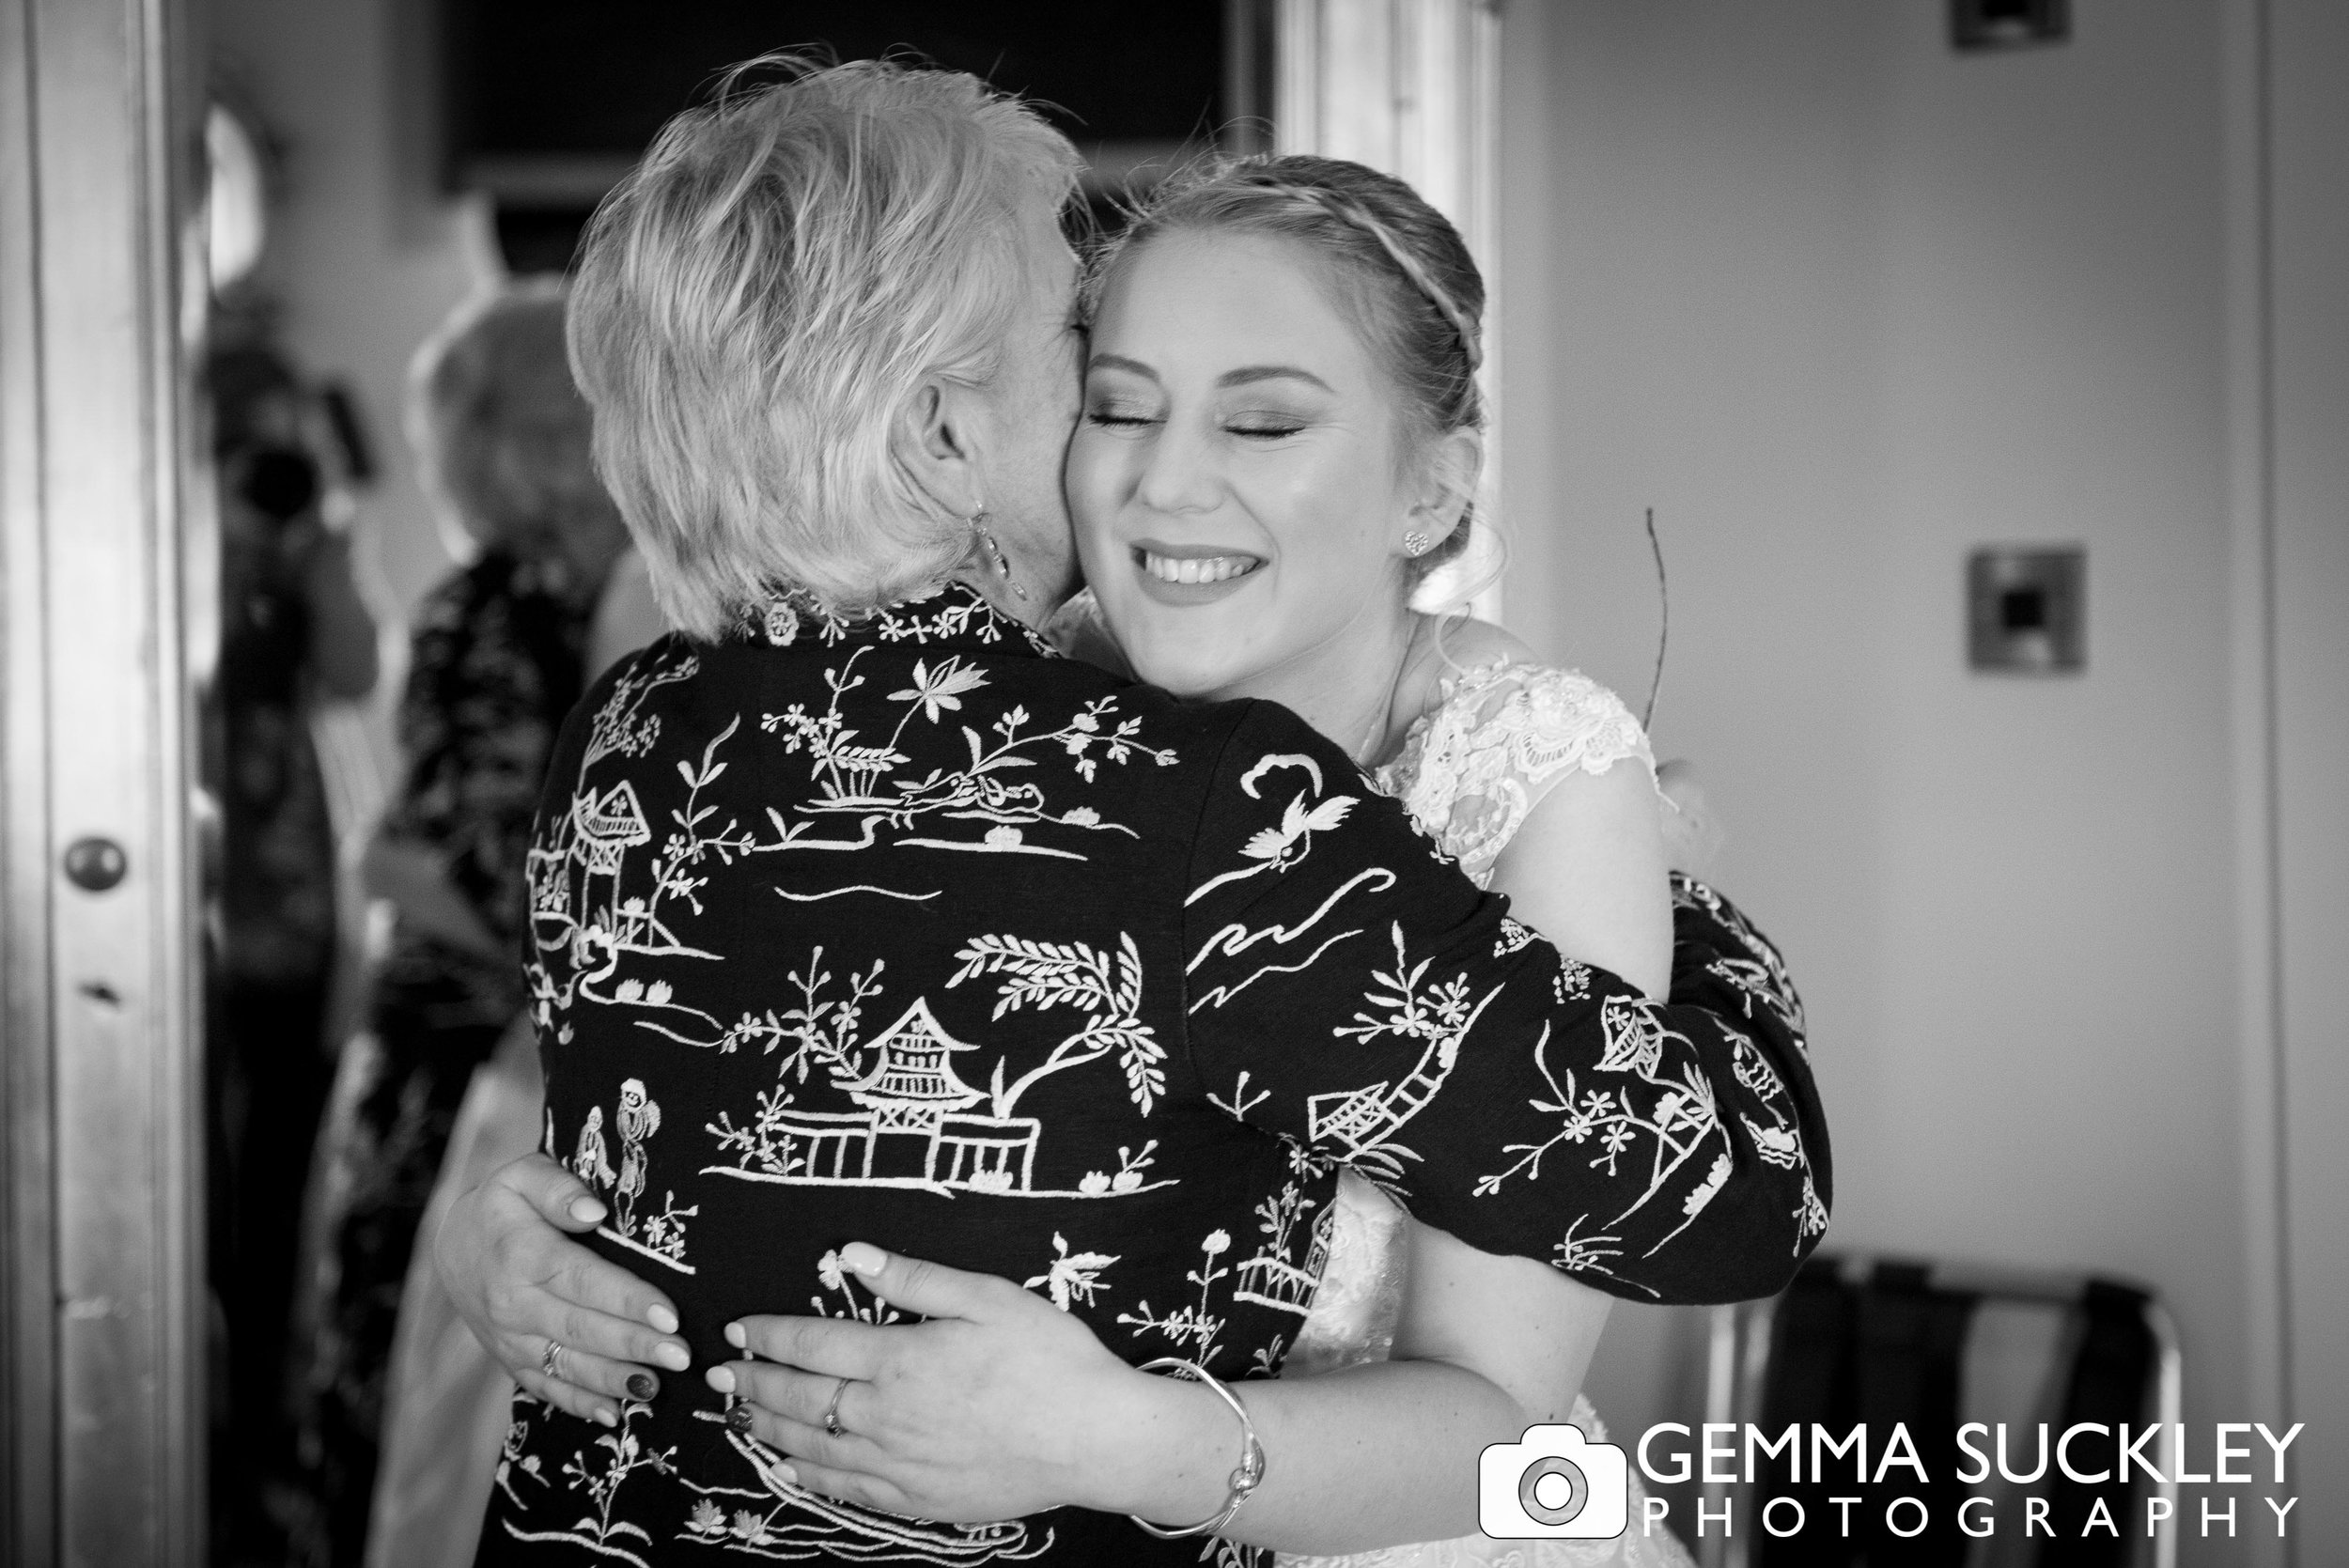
top-left (1277, 657), bottom-right (1697, 1568)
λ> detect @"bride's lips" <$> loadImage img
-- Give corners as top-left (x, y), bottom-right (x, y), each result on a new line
top-left (1129, 540), bottom-right (1266, 607)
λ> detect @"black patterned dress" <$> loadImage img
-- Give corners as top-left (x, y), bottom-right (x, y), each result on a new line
top-left (477, 582), bottom-right (1828, 1567)
top-left (290, 551), bottom-right (592, 1567)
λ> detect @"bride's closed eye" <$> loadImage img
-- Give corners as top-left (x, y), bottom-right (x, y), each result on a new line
top-left (1222, 411), bottom-right (1308, 440)
top-left (1083, 408), bottom-right (1159, 431)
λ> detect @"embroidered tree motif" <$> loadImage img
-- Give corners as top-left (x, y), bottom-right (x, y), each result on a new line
top-left (758, 646), bottom-right (1174, 846)
top-left (1303, 924), bottom-right (1503, 1185)
top-left (1231, 1182), bottom-right (1327, 1315)
top-left (528, 644), bottom-right (1180, 1050)
top-left (1474, 1001), bottom-right (1733, 1257)
top-left (1116, 1229), bottom-right (1234, 1363)
top-left (543, 1395), bottom-right (677, 1559)
top-left (947, 932), bottom-right (1167, 1117)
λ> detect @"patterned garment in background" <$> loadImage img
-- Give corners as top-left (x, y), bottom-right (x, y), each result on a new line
top-left (476, 582), bottom-right (1826, 1567)
top-left (1282, 658), bottom-right (1716, 1568)
top-left (288, 551), bottom-right (590, 1568)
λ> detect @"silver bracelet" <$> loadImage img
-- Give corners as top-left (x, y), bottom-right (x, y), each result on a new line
top-left (1128, 1357), bottom-right (1268, 1540)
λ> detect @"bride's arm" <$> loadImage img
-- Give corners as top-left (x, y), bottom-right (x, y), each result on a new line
top-left (1312, 752), bottom-right (1670, 1514)
top-left (716, 1245), bottom-right (1539, 1550)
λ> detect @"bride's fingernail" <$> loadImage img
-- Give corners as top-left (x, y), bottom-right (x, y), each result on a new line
top-left (727, 1404), bottom-right (754, 1433)
top-left (626, 1373), bottom-right (658, 1401)
top-left (646, 1304), bottom-right (679, 1335)
top-left (724, 1322), bottom-right (747, 1351)
top-left (840, 1242), bottom-right (887, 1277)
top-left (706, 1365), bottom-right (738, 1394)
top-left (654, 1342), bottom-right (692, 1372)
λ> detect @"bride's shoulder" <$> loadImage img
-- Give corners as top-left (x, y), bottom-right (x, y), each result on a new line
top-left (1415, 619), bottom-right (1641, 735)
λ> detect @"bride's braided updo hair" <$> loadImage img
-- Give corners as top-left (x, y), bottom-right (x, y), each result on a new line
top-left (1082, 154), bottom-right (1486, 575)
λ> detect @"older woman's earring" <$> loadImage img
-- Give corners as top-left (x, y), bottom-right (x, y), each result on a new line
top-left (968, 509), bottom-right (1029, 602)
top-left (1403, 530), bottom-right (1434, 558)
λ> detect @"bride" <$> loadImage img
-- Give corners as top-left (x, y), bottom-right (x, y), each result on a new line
top-left (710, 153), bottom-right (1709, 1568)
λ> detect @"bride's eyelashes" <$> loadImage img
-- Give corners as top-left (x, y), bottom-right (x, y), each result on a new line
top-left (1081, 399), bottom-right (1311, 442)
top-left (1222, 413), bottom-right (1307, 440)
top-left (1082, 405), bottom-right (1159, 432)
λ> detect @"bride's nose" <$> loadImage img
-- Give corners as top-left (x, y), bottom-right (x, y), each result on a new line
top-left (1133, 416), bottom-right (1221, 516)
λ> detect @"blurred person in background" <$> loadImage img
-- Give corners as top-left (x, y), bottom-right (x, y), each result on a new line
top-left (205, 341), bottom-right (383, 1568)
top-left (361, 551), bottom-right (666, 1568)
top-left (283, 280), bottom-right (632, 1568)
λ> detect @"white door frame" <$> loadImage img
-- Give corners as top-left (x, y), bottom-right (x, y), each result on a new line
top-left (1, 0), bottom-right (207, 1560)
top-left (1274, 0), bottom-right (1504, 617)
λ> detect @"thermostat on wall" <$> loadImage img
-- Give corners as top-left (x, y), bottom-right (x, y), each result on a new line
top-left (1968, 547), bottom-right (2084, 674)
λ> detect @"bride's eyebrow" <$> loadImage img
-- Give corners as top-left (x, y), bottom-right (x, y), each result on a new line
top-left (1218, 365), bottom-right (1334, 394)
top-left (1086, 352), bottom-right (1159, 380)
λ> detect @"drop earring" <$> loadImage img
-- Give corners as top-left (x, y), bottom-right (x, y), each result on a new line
top-left (1403, 529), bottom-right (1433, 558)
top-left (968, 508), bottom-right (1028, 602)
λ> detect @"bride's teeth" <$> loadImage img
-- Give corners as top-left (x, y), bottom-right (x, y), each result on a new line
top-left (1142, 551), bottom-right (1258, 583)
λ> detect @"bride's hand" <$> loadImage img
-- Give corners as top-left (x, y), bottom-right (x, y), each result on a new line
top-left (435, 1151), bottom-right (694, 1426)
top-left (710, 1242), bottom-right (1151, 1522)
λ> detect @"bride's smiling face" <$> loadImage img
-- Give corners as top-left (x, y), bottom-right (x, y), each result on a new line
top-left (1067, 230), bottom-right (1425, 700)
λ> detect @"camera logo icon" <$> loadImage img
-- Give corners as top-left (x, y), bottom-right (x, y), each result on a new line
top-left (1477, 1423), bottom-right (1630, 1539)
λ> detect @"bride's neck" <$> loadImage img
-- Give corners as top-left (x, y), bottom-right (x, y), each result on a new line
top-left (1213, 602), bottom-right (1426, 768)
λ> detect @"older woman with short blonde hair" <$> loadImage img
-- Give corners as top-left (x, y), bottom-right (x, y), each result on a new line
top-left (569, 60), bottom-right (1083, 633)
top-left (443, 59), bottom-right (1822, 1568)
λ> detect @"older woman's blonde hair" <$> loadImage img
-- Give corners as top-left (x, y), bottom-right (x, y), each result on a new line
top-left (408, 277), bottom-right (618, 561)
top-left (567, 58), bottom-right (1082, 639)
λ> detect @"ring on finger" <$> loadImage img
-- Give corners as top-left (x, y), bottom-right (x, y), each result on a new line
top-left (822, 1375), bottom-right (852, 1439)
top-left (542, 1338), bottom-right (567, 1382)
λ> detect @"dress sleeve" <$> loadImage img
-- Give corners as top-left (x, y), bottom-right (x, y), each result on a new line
top-left (1180, 702), bottom-right (1830, 1305)
top-left (1385, 662), bottom-right (1656, 885)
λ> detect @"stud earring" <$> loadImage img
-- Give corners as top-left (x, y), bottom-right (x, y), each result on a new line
top-left (968, 508), bottom-right (1028, 602)
top-left (1403, 530), bottom-right (1434, 558)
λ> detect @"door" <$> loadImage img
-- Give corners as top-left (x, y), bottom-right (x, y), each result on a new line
top-left (1, 0), bottom-right (207, 1561)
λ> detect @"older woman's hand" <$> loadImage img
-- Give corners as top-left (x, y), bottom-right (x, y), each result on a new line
top-left (435, 1151), bottom-right (694, 1426)
top-left (708, 1242), bottom-right (1152, 1523)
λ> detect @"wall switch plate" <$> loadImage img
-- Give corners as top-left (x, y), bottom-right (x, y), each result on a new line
top-left (1968, 547), bottom-right (2084, 674)
top-left (1952, 0), bottom-right (2070, 52)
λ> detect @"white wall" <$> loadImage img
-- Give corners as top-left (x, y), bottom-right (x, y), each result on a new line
top-left (2271, 0), bottom-right (2349, 1553)
top-left (1498, 3), bottom-right (2321, 1560)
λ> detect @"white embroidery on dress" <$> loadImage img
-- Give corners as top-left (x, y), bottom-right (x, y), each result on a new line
top-left (1024, 1233), bottom-right (1120, 1310)
top-left (700, 938), bottom-right (1173, 1201)
top-left (568, 1082), bottom-right (699, 1274)
top-left (1116, 1227), bottom-right (1236, 1363)
top-left (1306, 924), bottom-right (1502, 1187)
top-left (1189, 753), bottom-right (1359, 902)
top-left (523, 660), bottom-right (1179, 1061)
top-left (497, 1392), bottom-right (677, 1565)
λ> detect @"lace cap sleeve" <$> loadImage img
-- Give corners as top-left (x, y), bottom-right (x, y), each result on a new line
top-left (1377, 661), bottom-right (1656, 885)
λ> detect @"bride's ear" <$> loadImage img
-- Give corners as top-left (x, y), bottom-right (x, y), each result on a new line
top-left (891, 378), bottom-right (988, 520)
top-left (1403, 427), bottom-right (1485, 551)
